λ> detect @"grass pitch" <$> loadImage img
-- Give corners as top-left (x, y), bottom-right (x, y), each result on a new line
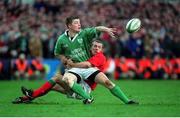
top-left (0, 80), bottom-right (180, 117)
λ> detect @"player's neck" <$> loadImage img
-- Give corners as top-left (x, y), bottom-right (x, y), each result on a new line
top-left (68, 30), bottom-right (77, 38)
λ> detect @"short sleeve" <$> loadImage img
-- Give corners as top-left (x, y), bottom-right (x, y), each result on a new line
top-left (54, 37), bottom-right (63, 56)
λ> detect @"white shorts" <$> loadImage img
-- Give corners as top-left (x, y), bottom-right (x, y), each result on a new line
top-left (66, 67), bottom-right (99, 80)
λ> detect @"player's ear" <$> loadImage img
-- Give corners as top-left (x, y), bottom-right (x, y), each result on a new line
top-left (67, 24), bottom-right (71, 29)
top-left (90, 45), bottom-right (93, 51)
top-left (102, 48), bottom-right (105, 53)
top-left (90, 41), bottom-right (94, 47)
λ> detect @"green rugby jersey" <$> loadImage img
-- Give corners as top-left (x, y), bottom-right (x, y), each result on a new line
top-left (54, 27), bottom-right (100, 62)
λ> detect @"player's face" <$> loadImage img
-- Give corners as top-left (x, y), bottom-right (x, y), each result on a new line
top-left (91, 41), bottom-right (103, 55)
top-left (68, 19), bottom-right (81, 33)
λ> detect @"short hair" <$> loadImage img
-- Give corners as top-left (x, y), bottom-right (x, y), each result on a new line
top-left (65, 16), bottom-right (79, 27)
top-left (92, 39), bottom-right (103, 44)
top-left (92, 39), bottom-right (104, 47)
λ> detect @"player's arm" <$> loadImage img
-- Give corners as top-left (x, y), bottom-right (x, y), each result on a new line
top-left (95, 26), bottom-right (116, 38)
top-left (55, 54), bottom-right (69, 65)
top-left (67, 53), bottom-right (105, 69)
top-left (54, 37), bottom-right (69, 65)
top-left (67, 59), bottom-right (92, 68)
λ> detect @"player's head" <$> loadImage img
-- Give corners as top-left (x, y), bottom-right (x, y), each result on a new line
top-left (65, 16), bottom-right (81, 33)
top-left (91, 40), bottom-right (103, 55)
top-left (19, 53), bottom-right (25, 60)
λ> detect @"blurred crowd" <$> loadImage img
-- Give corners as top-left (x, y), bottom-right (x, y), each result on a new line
top-left (0, 0), bottom-right (179, 80)
top-left (103, 56), bottom-right (180, 80)
top-left (0, 53), bottom-right (46, 80)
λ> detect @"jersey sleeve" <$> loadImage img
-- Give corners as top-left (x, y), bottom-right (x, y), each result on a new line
top-left (54, 37), bottom-right (63, 56)
top-left (88, 53), bottom-right (106, 67)
top-left (84, 27), bottom-right (101, 42)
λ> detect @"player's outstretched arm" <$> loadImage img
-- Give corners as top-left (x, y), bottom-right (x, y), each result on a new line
top-left (95, 26), bottom-right (116, 38)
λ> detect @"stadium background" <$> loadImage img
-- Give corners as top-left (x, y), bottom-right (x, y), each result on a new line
top-left (0, 0), bottom-right (180, 117)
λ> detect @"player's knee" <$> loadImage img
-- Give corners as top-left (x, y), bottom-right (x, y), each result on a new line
top-left (62, 76), bottom-right (74, 87)
top-left (104, 80), bottom-right (115, 89)
top-left (95, 72), bottom-right (115, 89)
top-left (52, 73), bottom-right (62, 82)
top-left (62, 73), bottom-right (77, 88)
top-left (52, 76), bottom-right (58, 82)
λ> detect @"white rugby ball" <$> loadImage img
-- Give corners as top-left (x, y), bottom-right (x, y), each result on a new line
top-left (126, 18), bottom-right (141, 33)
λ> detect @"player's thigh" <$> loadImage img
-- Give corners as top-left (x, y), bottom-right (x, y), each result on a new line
top-left (94, 72), bottom-right (115, 89)
top-left (51, 72), bottom-right (70, 91)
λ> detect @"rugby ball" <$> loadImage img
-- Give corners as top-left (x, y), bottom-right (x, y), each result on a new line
top-left (126, 18), bottom-right (141, 33)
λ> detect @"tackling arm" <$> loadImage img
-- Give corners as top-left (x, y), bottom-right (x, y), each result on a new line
top-left (56, 55), bottom-right (92, 68)
top-left (67, 59), bottom-right (92, 68)
top-left (72, 61), bottom-right (92, 68)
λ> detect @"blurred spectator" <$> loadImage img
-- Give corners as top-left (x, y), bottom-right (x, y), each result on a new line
top-left (151, 55), bottom-right (166, 79)
top-left (12, 53), bottom-right (29, 80)
top-left (126, 58), bottom-right (137, 79)
top-left (126, 33), bottom-right (144, 58)
top-left (170, 58), bottom-right (180, 79)
top-left (28, 31), bottom-right (43, 58)
top-left (115, 57), bottom-right (135, 79)
top-left (28, 57), bottom-right (46, 80)
top-left (33, 0), bottom-right (46, 11)
top-left (137, 56), bottom-right (153, 79)
top-left (163, 58), bottom-right (173, 79)
top-left (16, 31), bottom-right (29, 55)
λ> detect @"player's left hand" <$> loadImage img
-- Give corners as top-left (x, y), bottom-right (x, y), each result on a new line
top-left (66, 59), bottom-right (74, 68)
top-left (106, 28), bottom-right (117, 38)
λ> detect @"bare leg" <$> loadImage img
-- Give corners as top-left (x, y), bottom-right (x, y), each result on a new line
top-left (94, 72), bottom-right (130, 104)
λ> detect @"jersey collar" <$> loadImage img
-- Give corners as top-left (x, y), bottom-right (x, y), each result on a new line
top-left (65, 30), bottom-right (82, 42)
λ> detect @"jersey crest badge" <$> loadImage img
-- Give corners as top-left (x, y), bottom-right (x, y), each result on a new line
top-left (77, 38), bottom-right (83, 44)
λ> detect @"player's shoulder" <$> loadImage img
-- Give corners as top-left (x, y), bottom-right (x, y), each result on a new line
top-left (84, 27), bottom-right (95, 30)
top-left (57, 31), bottom-right (68, 40)
top-left (81, 27), bottom-right (96, 32)
top-left (57, 33), bottom-right (66, 40)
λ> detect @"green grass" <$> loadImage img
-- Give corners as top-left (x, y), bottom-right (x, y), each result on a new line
top-left (0, 80), bottom-right (180, 117)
